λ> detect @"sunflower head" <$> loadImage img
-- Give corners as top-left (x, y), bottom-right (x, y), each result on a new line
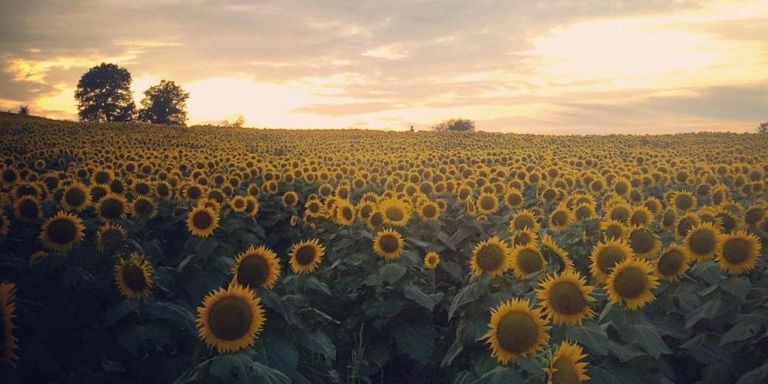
top-left (476, 193), bottom-right (499, 215)
top-left (606, 258), bottom-right (659, 310)
top-left (717, 231), bottom-right (761, 275)
top-left (548, 206), bottom-right (574, 231)
top-left (131, 196), bottom-right (157, 219)
top-left (627, 226), bottom-right (660, 259)
top-left (656, 245), bottom-right (690, 282)
top-left (14, 195), bottom-right (42, 222)
top-left (423, 251), bottom-right (440, 269)
top-left (511, 245), bottom-right (547, 279)
top-left (373, 229), bottom-right (405, 261)
top-left (39, 211), bottom-right (85, 252)
top-left (1, 282), bottom-right (19, 366)
top-left (62, 182), bottom-right (91, 211)
top-left (232, 245), bottom-right (281, 289)
top-left (509, 209), bottom-right (540, 233)
top-left (289, 239), bottom-right (325, 274)
top-left (418, 202), bottom-right (441, 221)
top-left (96, 222), bottom-right (127, 254)
top-left (512, 229), bottom-right (538, 248)
top-left (684, 222), bottom-right (721, 262)
top-left (334, 200), bottom-right (356, 226)
top-left (536, 270), bottom-right (595, 326)
top-left (97, 193), bottom-right (129, 221)
top-left (379, 199), bottom-right (411, 227)
top-left (196, 283), bottom-right (266, 353)
top-left (589, 239), bottom-right (633, 282)
top-left (470, 237), bottom-right (511, 277)
top-left (484, 299), bottom-right (550, 365)
top-left (186, 205), bottom-right (220, 238)
top-left (282, 191), bottom-right (299, 208)
top-left (545, 340), bottom-right (590, 384)
top-left (114, 253), bottom-right (154, 300)
top-left (600, 219), bottom-right (628, 240)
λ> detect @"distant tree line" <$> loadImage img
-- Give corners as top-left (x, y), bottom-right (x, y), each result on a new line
top-left (75, 63), bottom-right (189, 126)
top-left (432, 118), bottom-right (476, 132)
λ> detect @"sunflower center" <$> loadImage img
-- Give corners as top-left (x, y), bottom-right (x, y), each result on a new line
top-left (370, 212), bottom-right (384, 227)
top-left (517, 249), bottom-right (543, 275)
top-left (575, 206), bottom-right (591, 219)
top-left (207, 296), bottom-right (253, 341)
top-left (610, 207), bottom-right (629, 222)
top-left (658, 249), bottom-right (684, 275)
top-left (604, 224), bottom-right (622, 239)
top-left (284, 194), bottom-right (296, 206)
top-left (385, 207), bottom-right (404, 222)
top-left (295, 245), bottom-right (317, 266)
top-left (477, 245), bottom-right (505, 271)
top-left (379, 235), bottom-right (400, 254)
top-left (515, 216), bottom-right (534, 231)
top-left (689, 230), bottom-right (716, 255)
top-left (496, 312), bottom-right (538, 353)
top-left (65, 189), bottom-right (86, 207)
top-left (122, 265), bottom-right (148, 291)
top-left (551, 356), bottom-right (581, 384)
top-left (237, 255), bottom-right (270, 288)
top-left (507, 194), bottom-right (522, 206)
top-left (745, 208), bottom-right (764, 225)
top-left (480, 197), bottom-right (496, 211)
top-left (134, 200), bottom-right (153, 216)
top-left (342, 206), bottom-right (353, 220)
top-left (630, 212), bottom-right (648, 226)
top-left (597, 246), bottom-right (626, 274)
top-left (613, 267), bottom-right (648, 299)
top-left (675, 195), bottom-right (693, 210)
top-left (47, 218), bottom-right (77, 245)
top-left (514, 233), bottom-right (532, 247)
top-left (422, 204), bottom-right (437, 218)
top-left (100, 199), bottom-right (124, 219)
top-left (193, 211), bottom-right (213, 229)
top-left (552, 211), bottom-right (568, 226)
top-left (549, 281), bottom-right (586, 315)
top-left (629, 230), bottom-right (654, 254)
top-left (187, 187), bottom-right (201, 199)
top-left (722, 238), bottom-right (751, 265)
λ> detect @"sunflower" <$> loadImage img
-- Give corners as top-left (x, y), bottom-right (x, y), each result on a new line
top-left (744, 205), bottom-right (765, 227)
top-left (14, 195), bottom-right (42, 222)
top-left (96, 222), bottom-right (127, 254)
top-left (484, 299), bottom-right (550, 365)
top-left (684, 222), bottom-right (721, 262)
top-left (537, 270), bottom-right (595, 326)
top-left (379, 198), bottom-right (411, 227)
top-left (282, 191), bottom-right (299, 208)
top-left (373, 229), bottom-right (405, 261)
top-left (540, 235), bottom-right (575, 272)
top-left (509, 209), bottom-right (540, 233)
top-left (671, 191), bottom-right (697, 212)
top-left (418, 201), bottom-right (441, 221)
top-left (511, 245), bottom-right (547, 279)
top-left (1, 282), bottom-right (19, 366)
top-left (627, 226), bottom-right (660, 259)
top-left (334, 200), bottom-right (356, 226)
top-left (504, 189), bottom-right (524, 209)
top-left (196, 283), bottom-right (266, 353)
top-left (606, 258), bottom-right (659, 310)
top-left (656, 245), bottom-right (691, 282)
top-left (512, 229), bottom-right (538, 248)
top-left (289, 239), bottom-right (325, 274)
top-left (548, 206), bottom-right (574, 231)
top-left (676, 212), bottom-right (700, 238)
top-left (244, 196), bottom-right (260, 217)
top-left (114, 254), bottom-right (154, 299)
top-left (589, 239), bottom-right (633, 282)
top-left (97, 193), bottom-right (129, 221)
top-left (186, 205), bottom-right (220, 238)
top-left (39, 211), bottom-right (85, 252)
top-left (424, 251), bottom-right (440, 269)
top-left (29, 250), bottom-right (48, 266)
top-left (717, 231), bottom-right (761, 275)
top-left (470, 237), bottom-right (512, 277)
top-left (232, 245), bottom-right (281, 289)
top-left (629, 206), bottom-right (653, 227)
top-left (606, 203), bottom-right (631, 224)
top-left (545, 340), bottom-right (590, 384)
top-left (131, 196), bottom-right (157, 219)
top-left (600, 219), bottom-right (627, 240)
top-left (0, 214), bottom-right (9, 236)
top-left (61, 182), bottom-right (91, 211)
top-left (476, 192), bottom-right (500, 215)
top-left (573, 203), bottom-right (596, 220)
top-left (367, 210), bottom-right (386, 230)
top-left (229, 196), bottom-right (248, 213)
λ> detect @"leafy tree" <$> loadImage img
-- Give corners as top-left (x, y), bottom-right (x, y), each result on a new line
top-left (138, 80), bottom-right (190, 126)
top-left (75, 63), bottom-right (136, 122)
top-left (17, 105), bottom-right (29, 116)
top-left (432, 118), bottom-right (476, 132)
top-left (759, 122), bottom-right (768, 133)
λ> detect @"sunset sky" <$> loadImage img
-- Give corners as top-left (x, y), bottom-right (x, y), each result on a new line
top-left (1, 0), bottom-right (767, 133)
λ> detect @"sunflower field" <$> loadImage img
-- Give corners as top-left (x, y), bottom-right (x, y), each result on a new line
top-left (1, 113), bottom-right (767, 384)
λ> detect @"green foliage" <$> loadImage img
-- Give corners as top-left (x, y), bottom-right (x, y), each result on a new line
top-left (75, 63), bottom-right (136, 122)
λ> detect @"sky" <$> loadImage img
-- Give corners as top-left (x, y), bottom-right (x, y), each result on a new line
top-left (1, 0), bottom-right (767, 134)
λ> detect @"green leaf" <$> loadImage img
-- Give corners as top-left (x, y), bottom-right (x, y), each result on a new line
top-left (261, 335), bottom-right (299, 374)
top-left (565, 322), bottom-right (610, 356)
top-left (208, 353), bottom-right (291, 384)
top-left (720, 321), bottom-right (763, 345)
top-left (471, 366), bottom-right (523, 384)
top-left (104, 300), bottom-right (138, 326)
top-left (736, 363), bottom-right (768, 384)
top-left (448, 277), bottom-right (488, 320)
top-left (691, 262), bottom-right (722, 285)
top-left (196, 237), bottom-right (218, 257)
top-left (588, 362), bottom-right (643, 384)
top-left (607, 341), bottom-right (646, 362)
top-left (685, 298), bottom-right (722, 329)
top-left (393, 322), bottom-right (436, 363)
top-left (720, 277), bottom-right (751, 300)
top-left (378, 263), bottom-right (408, 284)
top-left (619, 324), bottom-right (671, 358)
top-left (298, 330), bottom-right (336, 360)
top-left (403, 283), bottom-right (443, 311)
top-left (304, 277), bottom-right (331, 295)
top-left (145, 301), bottom-right (195, 334)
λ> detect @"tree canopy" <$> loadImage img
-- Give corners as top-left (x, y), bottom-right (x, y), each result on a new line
top-left (74, 63), bottom-right (135, 122)
top-left (138, 80), bottom-right (190, 126)
top-left (432, 118), bottom-right (476, 132)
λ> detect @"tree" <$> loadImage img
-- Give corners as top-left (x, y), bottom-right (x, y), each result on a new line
top-left (17, 105), bottom-right (29, 116)
top-left (432, 118), bottom-right (476, 132)
top-left (759, 122), bottom-right (768, 133)
top-left (138, 80), bottom-right (190, 126)
top-left (75, 63), bottom-right (135, 122)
